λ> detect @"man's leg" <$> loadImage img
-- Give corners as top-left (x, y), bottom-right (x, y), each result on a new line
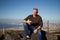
top-left (37, 29), bottom-right (42, 40)
top-left (23, 23), bottom-right (34, 39)
top-left (23, 23), bottom-right (30, 37)
top-left (28, 25), bottom-right (34, 37)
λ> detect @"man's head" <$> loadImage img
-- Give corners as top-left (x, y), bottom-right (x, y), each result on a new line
top-left (32, 8), bottom-right (38, 15)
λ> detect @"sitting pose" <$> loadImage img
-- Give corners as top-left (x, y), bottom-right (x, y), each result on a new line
top-left (23, 8), bottom-right (43, 40)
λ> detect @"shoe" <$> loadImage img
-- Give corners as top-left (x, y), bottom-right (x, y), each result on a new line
top-left (24, 36), bottom-right (30, 40)
top-left (26, 35), bottom-right (30, 39)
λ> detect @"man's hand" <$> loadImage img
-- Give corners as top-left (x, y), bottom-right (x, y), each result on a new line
top-left (27, 19), bottom-right (31, 25)
top-left (34, 26), bottom-right (41, 34)
top-left (33, 29), bottom-right (38, 34)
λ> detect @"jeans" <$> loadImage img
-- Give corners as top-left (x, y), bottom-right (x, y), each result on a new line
top-left (23, 23), bottom-right (42, 40)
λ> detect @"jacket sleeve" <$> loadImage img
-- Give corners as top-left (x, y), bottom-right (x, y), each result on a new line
top-left (38, 16), bottom-right (43, 27)
top-left (24, 15), bottom-right (31, 21)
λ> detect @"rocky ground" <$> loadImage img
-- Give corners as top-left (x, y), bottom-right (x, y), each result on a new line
top-left (0, 30), bottom-right (60, 40)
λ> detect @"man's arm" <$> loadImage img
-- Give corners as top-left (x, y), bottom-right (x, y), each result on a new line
top-left (23, 15), bottom-right (32, 24)
top-left (23, 19), bottom-right (31, 25)
top-left (36, 26), bottom-right (41, 30)
top-left (33, 25), bottom-right (41, 34)
top-left (34, 26), bottom-right (42, 34)
top-left (36, 17), bottom-right (43, 30)
top-left (34, 16), bottom-right (43, 34)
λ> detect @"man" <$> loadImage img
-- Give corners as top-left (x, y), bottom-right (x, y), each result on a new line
top-left (23, 8), bottom-right (43, 40)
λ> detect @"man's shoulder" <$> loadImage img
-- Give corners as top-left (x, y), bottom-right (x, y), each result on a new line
top-left (37, 15), bottom-right (42, 19)
top-left (37, 15), bottom-right (41, 17)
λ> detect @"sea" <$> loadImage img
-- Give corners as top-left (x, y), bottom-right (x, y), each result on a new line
top-left (0, 19), bottom-right (23, 29)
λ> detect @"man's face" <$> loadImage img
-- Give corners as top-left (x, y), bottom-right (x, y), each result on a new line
top-left (32, 10), bottom-right (38, 15)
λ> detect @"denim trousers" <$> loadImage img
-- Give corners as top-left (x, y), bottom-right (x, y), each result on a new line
top-left (23, 23), bottom-right (42, 40)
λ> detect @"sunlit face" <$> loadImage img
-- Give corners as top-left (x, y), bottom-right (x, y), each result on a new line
top-left (32, 10), bottom-right (38, 15)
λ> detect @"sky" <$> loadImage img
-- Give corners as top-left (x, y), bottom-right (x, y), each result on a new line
top-left (0, 0), bottom-right (60, 21)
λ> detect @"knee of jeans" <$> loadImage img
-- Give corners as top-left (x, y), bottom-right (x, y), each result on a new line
top-left (37, 30), bottom-right (42, 35)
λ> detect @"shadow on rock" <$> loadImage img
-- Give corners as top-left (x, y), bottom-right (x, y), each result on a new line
top-left (41, 30), bottom-right (47, 40)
